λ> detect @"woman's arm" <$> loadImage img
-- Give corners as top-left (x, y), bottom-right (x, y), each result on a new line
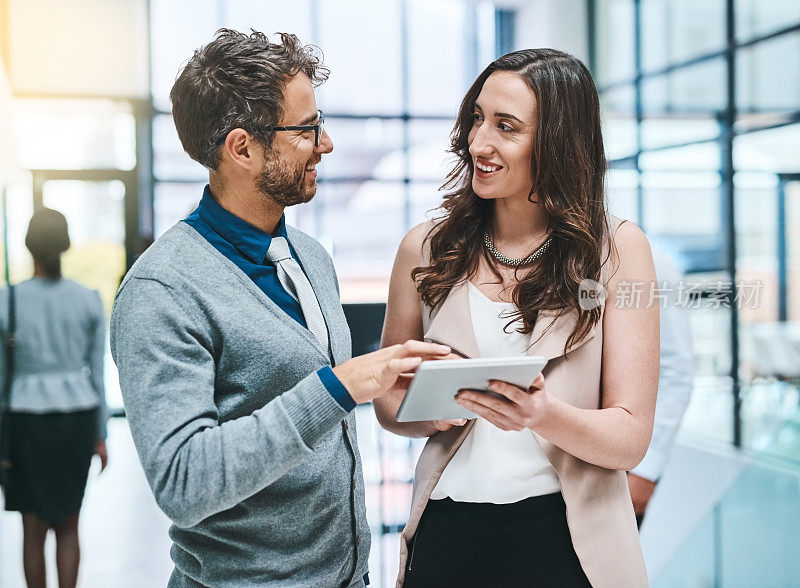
top-left (374, 224), bottom-right (458, 438)
top-left (456, 222), bottom-right (659, 470)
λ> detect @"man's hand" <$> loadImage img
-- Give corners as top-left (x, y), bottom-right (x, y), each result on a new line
top-left (627, 472), bottom-right (656, 515)
top-left (333, 340), bottom-right (451, 404)
top-left (94, 440), bottom-right (108, 473)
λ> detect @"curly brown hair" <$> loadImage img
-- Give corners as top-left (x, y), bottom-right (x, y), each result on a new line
top-left (170, 29), bottom-right (329, 170)
top-left (412, 49), bottom-right (612, 353)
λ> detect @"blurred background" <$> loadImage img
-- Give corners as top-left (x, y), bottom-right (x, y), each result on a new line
top-left (0, 0), bottom-right (798, 586)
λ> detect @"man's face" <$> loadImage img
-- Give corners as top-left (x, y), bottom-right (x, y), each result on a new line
top-left (257, 73), bottom-right (333, 207)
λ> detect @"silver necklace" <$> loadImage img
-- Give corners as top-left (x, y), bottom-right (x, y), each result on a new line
top-left (483, 232), bottom-right (551, 267)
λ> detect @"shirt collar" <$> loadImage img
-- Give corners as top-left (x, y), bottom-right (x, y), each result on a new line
top-left (197, 185), bottom-right (288, 263)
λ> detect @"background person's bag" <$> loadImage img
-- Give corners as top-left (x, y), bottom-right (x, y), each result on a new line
top-left (0, 283), bottom-right (16, 488)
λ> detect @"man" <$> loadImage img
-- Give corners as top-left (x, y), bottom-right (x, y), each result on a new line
top-left (628, 243), bottom-right (694, 528)
top-left (110, 29), bottom-right (449, 587)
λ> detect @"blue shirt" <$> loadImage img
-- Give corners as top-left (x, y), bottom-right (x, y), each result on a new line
top-left (183, 186), bottom-right (355, 412)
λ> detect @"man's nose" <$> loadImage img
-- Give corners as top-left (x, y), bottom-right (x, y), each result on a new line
top-left (315, 128), bottom-right (333, 155)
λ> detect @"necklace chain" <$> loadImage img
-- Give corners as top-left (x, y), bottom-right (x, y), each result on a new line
top-left (483, 232), bottom-right (551, 267)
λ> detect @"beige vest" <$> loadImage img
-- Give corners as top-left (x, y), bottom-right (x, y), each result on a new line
top-left (395, 215), bottom-right (648, 588)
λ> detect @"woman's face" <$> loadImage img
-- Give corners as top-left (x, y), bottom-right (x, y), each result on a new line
top-left (467, 71), bottom-right (536, 202)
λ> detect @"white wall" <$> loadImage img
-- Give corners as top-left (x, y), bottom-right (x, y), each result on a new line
top-left (7, 0), bottom-right (149, 97)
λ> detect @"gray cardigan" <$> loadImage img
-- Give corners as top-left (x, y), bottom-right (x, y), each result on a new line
top-left (110, 222), bottom-right (369, 587)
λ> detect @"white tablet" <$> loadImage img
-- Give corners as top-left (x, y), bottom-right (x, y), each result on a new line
top-left (395, 356), bottom-right (548, 422)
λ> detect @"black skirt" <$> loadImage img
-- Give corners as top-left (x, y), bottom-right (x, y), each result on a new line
top-left (3, 409), bottom-right (97, 524)
top-left (404, 492), bottom-right (592, 588)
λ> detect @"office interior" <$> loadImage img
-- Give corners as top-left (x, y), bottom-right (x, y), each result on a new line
top-left (0, 0), bottom-right (798, 586)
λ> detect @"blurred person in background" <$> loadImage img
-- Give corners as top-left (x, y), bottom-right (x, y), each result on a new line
top-left (376, 49), bottom-right (659, 587)
top-left (0, 208), bottom-right (108, 588)
top-left (629, 243), bottom-right (693, 528)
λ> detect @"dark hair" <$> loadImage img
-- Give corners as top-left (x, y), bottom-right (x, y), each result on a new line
top-left (170, 28), bottom-right (329, 170)
top-left (412, 49), bottom-right (611, 353)
top-left (25, 208), bottom-right (70, 279)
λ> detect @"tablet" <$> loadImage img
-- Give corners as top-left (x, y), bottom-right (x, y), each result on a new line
top-left (395, 356), bottom-right (548, 422)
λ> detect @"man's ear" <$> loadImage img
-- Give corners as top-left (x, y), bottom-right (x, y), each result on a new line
top-left (220, 128), bottom-right (257, 170)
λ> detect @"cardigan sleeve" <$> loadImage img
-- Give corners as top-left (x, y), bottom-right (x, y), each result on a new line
top-left (110, 276), bottom-right (347, 528)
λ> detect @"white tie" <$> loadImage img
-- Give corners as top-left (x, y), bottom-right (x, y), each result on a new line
top-left (266, 236), bottom-right (330, 354)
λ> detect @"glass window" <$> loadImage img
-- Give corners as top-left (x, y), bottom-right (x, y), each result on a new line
top-left (0, 178), bottom-right (35, 283)
top-left (642, 171), bottom-right (724, 273)
top-left (314, 181), bottom-right (406, 302)
top-left (737, 33), bottom-right (800, 126)
top-left (642, 58), bottom-right (726, 115)
top-left (641, 0), bottom-right (725, 72)
top-left (12, 99), bottom-right (136, 171)
top-left (222, 0), bottom-right (312, 41)
top-left (640, 140), bottom-right (721, 171)
top-left (317, 0), bottom-right (403, 115)
top-left (595, 0), bottom-right (635, 86)
top-left (320, 117), bottom-right (405, 181)
top-left (787, 181), bottom-right (800, 321)
top-left (408, 0), bottom-right (467, 115)
top-left (42, 180), bottom-right (127, 412)
top-left (733, 123), bottom-right (800, 173)
top-left (150, 0), bottom-right (219, 112)
top-left (736, 0), bottom-right (800, 42)
top-left (601, 86), bottom-right (638, 160)
top-left (606, 168), bottom-right (639, 223)
top-left (154, 182), bottom-right (205, 238)
top-left (153, 114), bottom-right (207, 182)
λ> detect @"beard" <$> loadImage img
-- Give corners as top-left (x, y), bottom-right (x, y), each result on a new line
top-left (256, 149), bottom-right (318, 207)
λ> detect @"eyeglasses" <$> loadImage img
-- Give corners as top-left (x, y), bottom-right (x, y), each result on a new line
top-left (215, 109), bottom-right (325, 147)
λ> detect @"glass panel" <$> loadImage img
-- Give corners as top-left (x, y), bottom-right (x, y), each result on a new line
top-left (12, 99), bottom-right (136, 171)
top-left (788, 182), bottom-right (800, 321)
top-left (153, 182), bottom-right (205, 238)
top-left (150, 0), bottom-right (219, 112)
top-left (736, 0), bottom-right (800, 42)
top-left (222, 0), bottom-right (312, 41)
top-left (42, 180), bottom-right (127, 412)
top-left (606, 168), bottom-right (639, 223)
top-left (641, 59), bottom-right (725, 150)
top-left (321, 118), bottom-right (405, 180)
top-left (642, 171), bottom-right (724, 272)
top-left (736, 33), bottom-right (800, 129)
top-left (408, 119), bottom-right (456, 183)
top-left (601, 86), bottom-right (637, 160)
top-left (641, 0), bottom-right (725, 72)
top-left (153, 114), bottom-right (207, 182)
top-left (317, 0), bottom-right (403, 115)
top-left (0, 178), bottom-right (35, 284)
top-left (314, 181), bottom-right (405, 302)
top-left (656, 456), bottom-right (800, 585)
top-left (595, 0), bottom-right (636, 86)
top-left (640, 141), bottom-right (720, 171)
top-left (733, 124), bottom-right (800, 174)
top-left (642, 59), bottom-right (726, 114)
top-left (408, 0), bottom-right (467, 115)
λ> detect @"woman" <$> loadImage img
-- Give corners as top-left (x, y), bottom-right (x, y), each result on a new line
top-left (375, 49), bottom-right (659, 587)
top-left (1, 208), bottom-right (108, 588)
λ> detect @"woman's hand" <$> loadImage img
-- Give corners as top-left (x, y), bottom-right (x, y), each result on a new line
top-left (455, 373), bottom-right (548, 431)
top-left (94, 440), bottom-right (108, 473)
top-left (430, 419), bottom-right (468, 432)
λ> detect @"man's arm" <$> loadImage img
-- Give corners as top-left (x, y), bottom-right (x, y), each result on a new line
top-left (111, 277), bottom-right (348, 528)
top-left (111, 276), bottom-right (449, 528)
